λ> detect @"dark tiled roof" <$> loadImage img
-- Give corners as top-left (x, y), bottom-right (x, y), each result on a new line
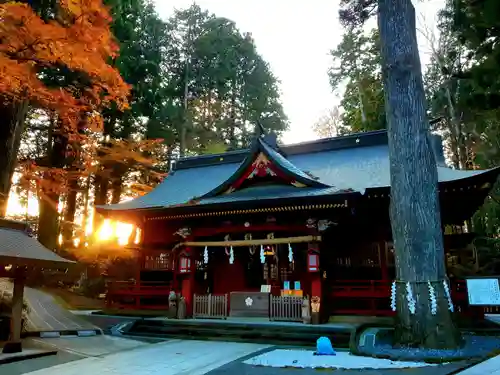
top-left (199, 185), bottom-right (349, 205)
top-left (97, 130), bottom-right (496, 212)
top-left (0, 228), bottom-right (74, 268)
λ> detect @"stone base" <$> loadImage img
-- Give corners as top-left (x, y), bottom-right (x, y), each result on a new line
top-left (2, 341), bottom-right (22, 354)
top-left (311, 312), bottom-right (320, 325)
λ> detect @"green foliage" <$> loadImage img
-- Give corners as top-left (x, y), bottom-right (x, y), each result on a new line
top-left (328, 27), bottom-right (385, 134)
top-left (338, 0), bottom-right (377, 28)
top-left (105, 0), bottom-right (172, 142)
top-left (449, 0), bottom-right (500, 113)
top-left (163, 4), bottom-right (288, 153)
top-left (424, 0), bottom-right (500, 238)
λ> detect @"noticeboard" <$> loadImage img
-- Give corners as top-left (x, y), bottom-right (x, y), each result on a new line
top-left (466, 278), bottom-right (500, 306)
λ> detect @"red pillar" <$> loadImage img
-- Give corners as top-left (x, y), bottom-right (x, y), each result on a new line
top-left (135, 251), bottom-right (144, 308)
top-left (181, 247), bottom-right (196, 316)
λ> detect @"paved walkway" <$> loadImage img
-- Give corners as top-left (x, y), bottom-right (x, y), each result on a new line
top-left (457, 355), bottom-right (500, 374)
top-left (0, 279), bottom-right (97, 331)
top-left (27, 335), bottom-right (151, 358)
top-left (21, 340), bottom-right (270, 375)
top-left (0, 336), bottom-right (149, 375)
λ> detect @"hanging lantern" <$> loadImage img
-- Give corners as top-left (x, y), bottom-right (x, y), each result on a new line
top-left (288, 243), bottom-right (293, 263)
top-left (203, 246), bottom-right (209, 264)
top-left (307, 250), bottom-right (320, 272)
top-left (260, 245), bottom-right (265, 263)
top-left (307, 243), bottom-right (320, 272)
top-left (178, 253), bottom-right (191, 273)
top-left (229, 246), bottom-right (234, 264)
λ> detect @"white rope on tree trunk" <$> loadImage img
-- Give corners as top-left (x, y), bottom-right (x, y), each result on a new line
top-left (390, 281), bottom-right (397, 311)
top-left (443, 280), bottom-right (454, 312)
top-left (428, 281), bottom-right (437, 315)
top-left (406, 282), bottom-right (416, 315)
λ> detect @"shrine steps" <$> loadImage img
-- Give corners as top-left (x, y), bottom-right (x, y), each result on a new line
top-left (122, 318), bottom-right (354, 347)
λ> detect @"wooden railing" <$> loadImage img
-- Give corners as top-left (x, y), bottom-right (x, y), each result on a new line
top-left (270, 295), bottom-right (306, 322)
top-left (330, 280), bottom-right (391, 298)
top-left (329, 279), bottom-right (471, 317)
top-left (193, 294), bottom-right (228, 319)
top-left (106, 281), bottom-right (173, 310)
top-left (107, 281), bottom-right (172, 296)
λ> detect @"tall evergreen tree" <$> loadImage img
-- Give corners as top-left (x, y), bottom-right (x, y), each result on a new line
top-left (329, 28), bottom-right (385, 134)
top-left (163, 5), bottom-right (288, 155)
top-left (340, 0), bottom-right (461, 348)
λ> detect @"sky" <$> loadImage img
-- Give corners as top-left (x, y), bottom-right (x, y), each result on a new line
top-left (153, 1), bottom-right (445, 144)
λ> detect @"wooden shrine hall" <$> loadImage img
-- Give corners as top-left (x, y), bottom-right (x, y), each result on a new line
top-left (96, 129), bottom-right (500, 322)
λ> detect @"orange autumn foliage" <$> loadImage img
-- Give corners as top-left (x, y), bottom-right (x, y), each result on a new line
top-left (0, 0), bottom-right (130, 133)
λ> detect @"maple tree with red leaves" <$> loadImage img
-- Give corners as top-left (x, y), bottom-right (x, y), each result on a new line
top-left (0, 0), bottom-right (131, 220)
top-left (0, 0), bottom-right (130, 127)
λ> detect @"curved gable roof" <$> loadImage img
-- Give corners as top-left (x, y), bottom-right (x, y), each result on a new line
top-left (199, 136), bottom-right (328, 198)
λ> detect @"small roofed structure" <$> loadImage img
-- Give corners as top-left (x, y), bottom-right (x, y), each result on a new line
top-left (0, 219), bottom-right (74, 354)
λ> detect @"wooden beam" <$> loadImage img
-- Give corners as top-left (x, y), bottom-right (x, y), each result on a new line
top-left (183, 235), bottom-right (321, 247)
top-left (192, 223), bottom-right (315, 238)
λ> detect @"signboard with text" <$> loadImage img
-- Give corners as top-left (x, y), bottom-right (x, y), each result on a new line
top-left (466, 278), bottom-right (500, 306)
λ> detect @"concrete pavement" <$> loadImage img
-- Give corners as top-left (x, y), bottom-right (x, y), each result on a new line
top-left (20, 339), bottom-right (271, 375)
top-left (457, 355), bottom-right (500, 375)
top-left (27, 334), bottom-right (151, 357)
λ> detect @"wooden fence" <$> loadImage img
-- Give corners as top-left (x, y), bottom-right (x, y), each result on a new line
top-left (270, 295), bottom-right (307, 322)
top-left (193, 294), bottom-right (228, 319)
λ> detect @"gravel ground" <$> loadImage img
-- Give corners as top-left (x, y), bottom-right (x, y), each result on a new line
top-left (363, 334), bottom-right (500, 361)
top-left (205, 347), bottom-right (472, 375)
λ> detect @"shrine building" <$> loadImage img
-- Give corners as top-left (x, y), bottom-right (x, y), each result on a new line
top-left (96, 129), bottom-right (499, 321)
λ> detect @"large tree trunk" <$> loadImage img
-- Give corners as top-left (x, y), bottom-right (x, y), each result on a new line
top-left (38, 119), bottom-right (67, 250)
top-left (378, 0), bottom-right (461, 348)
top-left (61, 177), bottom-right (78, 248)
top-left (0, 100), bottom-right (29, 217)
top-left (110, 164), bottom-right (125, 205)
top-left (79, 174), bottom-right (92, 247)
top-left (92, 173), bottom-right (109, 234)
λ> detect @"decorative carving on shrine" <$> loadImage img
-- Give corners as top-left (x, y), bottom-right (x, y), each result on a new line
top-left (306, 218), bottom-right (317, 229)
top-left (248, 153), bottom-right (277, 179)
top-left (174, 227), bottom-right (191, 238)
top-left (317, 220), bottom-right (335, 232)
